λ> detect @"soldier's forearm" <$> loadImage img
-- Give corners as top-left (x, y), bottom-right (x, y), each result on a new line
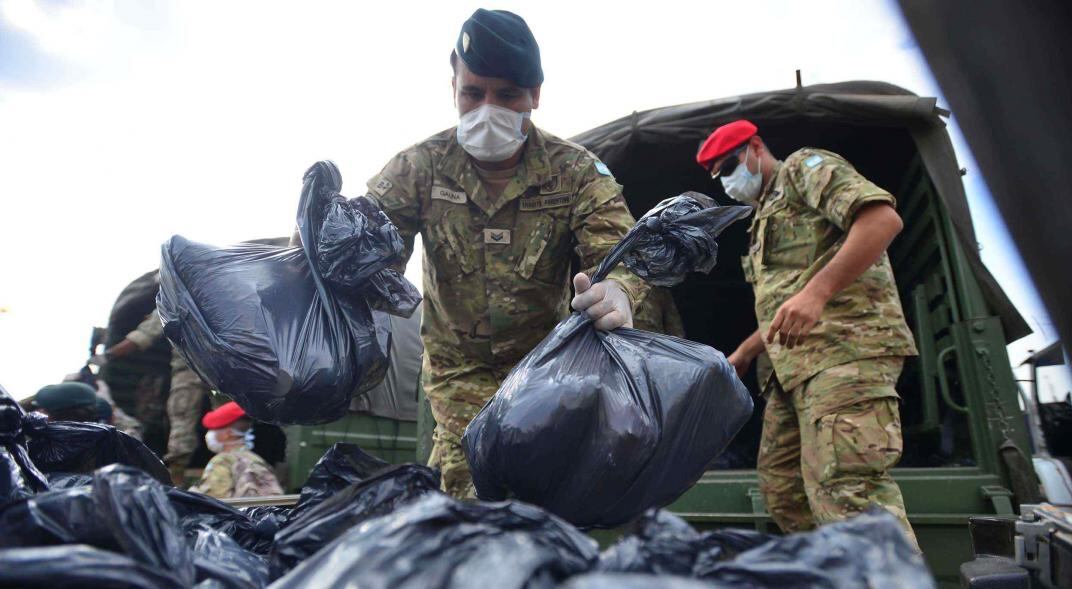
top-left (804, 203), bottom-right (902, 302)
top-left (736, 329), bottom-right (766, 360)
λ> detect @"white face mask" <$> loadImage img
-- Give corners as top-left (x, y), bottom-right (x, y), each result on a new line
top-left (205, 430), bottom-right (225, 454)
top-left (456, 104), bottom-right (530, 162)
top-left (205, 428), bottom-right (254, 454)
top-left (720, 146), bottom-right (763, 205)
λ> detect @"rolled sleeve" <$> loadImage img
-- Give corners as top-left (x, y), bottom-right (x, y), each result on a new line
top-left (794, 151), bottom-right (895, 231)
top-left (125, 310), bottom-right (164, 351)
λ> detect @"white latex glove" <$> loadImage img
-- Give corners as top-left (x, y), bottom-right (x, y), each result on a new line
top-left (571, 273), bottom-right (633, 331)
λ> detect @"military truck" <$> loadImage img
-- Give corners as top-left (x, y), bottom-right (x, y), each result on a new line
top-left (271, 81), bottom-right (1043, 586)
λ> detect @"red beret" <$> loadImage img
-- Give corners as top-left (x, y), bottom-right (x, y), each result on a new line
top-left (202, 401), bottom-right (246, 430)
top-left (696, 119), bottom-right (758, 169)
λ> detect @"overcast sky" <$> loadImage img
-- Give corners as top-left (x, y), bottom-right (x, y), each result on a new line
top-left (0, 0), bottom-right (1066, 401)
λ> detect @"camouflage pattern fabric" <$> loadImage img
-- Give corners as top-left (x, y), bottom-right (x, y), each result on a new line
top-left (164, 368), bottom-right (210, 467)
top-left (368, 126), bottom-right (646, 498)
top-left (126, 310), bottom-right (213, 468)
top-left (756, 357), bottom-right (919, 550)
top-left (189, 448), bottom-right (283, 499)
top-left (742, 148), bottom-right (918, 392)
top-left (631, 286), bottom-right (685, 337)
top-left (428, 426), bottom-right (478, 500)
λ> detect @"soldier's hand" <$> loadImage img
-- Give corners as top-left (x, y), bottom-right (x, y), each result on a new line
top-left (571, 273), bottom-right (633, 331)
top-left (766, 288), bottom-right (827, 349)
top-left (726, 349), bottom-right (752, 379)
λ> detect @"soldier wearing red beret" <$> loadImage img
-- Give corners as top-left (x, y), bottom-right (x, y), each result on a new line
top-left (698, 120), bottom-right (919, 549)
top-left (189, 402), bottom-right (283, 498)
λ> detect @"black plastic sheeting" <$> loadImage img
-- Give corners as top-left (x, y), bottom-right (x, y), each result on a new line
top-left (166, 487), bottom-right (280, 555)
top-left (562, 574), bottom-right (716, 589)
top-left (597, 510), bottom-right (771, 576)
top-left (27, 420), bottom-right (170, 484)
top-left (0, 465), bottom-right (195, 586)
top-left (0, 385), bottom-right (49, 506)
top-left (192, 528), bottom-right (269, 589)
top-left (272, 493), bottom-right (599, 589)
top-left (270, 464), bottom-right (440, 578)
top-left (697, 509), bottom-right (932, 587)
top-left (0, 544), bottom-right (184, 589)
top-left (287, 442), bottom-right (389, 523)
top-left (157, 161), bottom-right (420, 426)
top-left (463, 195), bottom-right (754, 528)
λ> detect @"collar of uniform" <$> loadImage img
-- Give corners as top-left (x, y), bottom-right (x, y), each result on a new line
top-left (756, 160), bottom-right (784, 208)
top-left (437, 124), bottom-right (553, 218)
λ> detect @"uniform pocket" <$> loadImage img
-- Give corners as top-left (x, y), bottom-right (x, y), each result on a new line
top-left (815, 399), bottom-right (903, 483)
top-left (514, 213), bottom-right (563, 285)
top-left (426, 212), bottom-right (476, 281)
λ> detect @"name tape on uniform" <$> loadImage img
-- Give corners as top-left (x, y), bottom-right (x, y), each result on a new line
top-left (431, 186), bottom-right (468, 204)
top-left (520, 193), bottom-right (574, 211)
top-left (483, 229), bottom-right (511, 245)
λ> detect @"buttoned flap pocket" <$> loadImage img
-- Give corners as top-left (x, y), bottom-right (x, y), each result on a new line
top-left (814, 398), bottom-right (903, 484)
top-left (514, 212), bottom-right (554, 281)
top-left (758, 198), bottom-right (814, 268)
top-left (426, 209), bottom-right (477, 280)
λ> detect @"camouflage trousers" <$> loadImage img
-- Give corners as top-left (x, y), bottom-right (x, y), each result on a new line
top-left (756, 356), bottom-right (919, 549)
top-left (164, 368), bottom-right (211, 467)
top-left (424, 358), bottom-right (509, 499)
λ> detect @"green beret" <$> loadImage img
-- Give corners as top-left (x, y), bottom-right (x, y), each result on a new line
top-left (455, 9), bottom-right (543, 88)
top-left (34, 383), bottom-right (97, 412)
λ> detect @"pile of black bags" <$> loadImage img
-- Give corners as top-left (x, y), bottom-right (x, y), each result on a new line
top-left (1, 380), bottom-right (934, 589)
top-left (157, 161), bottom-right (421, 426)
top-left (463, 193), bottom-right (755, 528)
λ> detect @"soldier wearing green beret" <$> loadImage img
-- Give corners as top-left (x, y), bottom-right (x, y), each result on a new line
top-left (360, 9), bottom-right (646, 498)
top-left (697, 120), bottom-right (920, 548)
top-left (33, 382), bottom-right (100, 422)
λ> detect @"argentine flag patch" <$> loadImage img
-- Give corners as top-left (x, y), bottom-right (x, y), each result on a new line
top-left (594, 161), bottom-right (612, 176)
top-left (804, 154), bottom-right (823, 168)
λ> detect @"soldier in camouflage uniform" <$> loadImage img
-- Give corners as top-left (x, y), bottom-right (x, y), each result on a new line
top-left (632, 286), bottom-right (686, 337)
top-left (363, 10), bottom-right (645, 498)
top-left (189, 402), bottom-right (283, 499)
top-left (697, 120), bottom-right (919, 548)
top-left (105, 310), bottom-right (217, 485)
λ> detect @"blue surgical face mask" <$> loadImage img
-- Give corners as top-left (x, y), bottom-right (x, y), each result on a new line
top-left (720, 146), bottom-right (762, 204)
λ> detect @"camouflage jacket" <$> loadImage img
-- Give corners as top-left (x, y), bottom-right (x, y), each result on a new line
top-left (744, 148), bottom-right (918, 391)
top-left (125, 310), bottom-right (198, 378)
top-left (189, 448), bottom-right (283, 499)
top-left (367, 125), bottom-right (646, 369)
top-left (632, 286), bottom-right (686, 338)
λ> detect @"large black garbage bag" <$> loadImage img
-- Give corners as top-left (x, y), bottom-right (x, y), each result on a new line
top-left (463, 194), bottom-right (753, 528)
top-left (166, 487), bottom-right (276, 555)
top-left (0, 465), bottom-right (195, 586)
top-left (698, 509), bottom-right (934, 588)
top-left (270, 464), bottom-right (440, 578)
top-left (598, 510), bottom-right (771, 576)
top-left (0, 544), bottom-right (184, 589)
top-left (0, 385), bottom-right (49, 506)
top-left (26, 420), bottom-right (170, 484)
top-left (271, 493), bottom-right (598, 589)
top-left (192, 528), bottom-right (269, 589)
top-left (47, 472), bottom-right (95, 489)
top-left (157, 161), bottom-right (420, 425)
top-left (562, 573), bottom-right (716, 589)
top-left (286, 442), bottom-right (389, 523)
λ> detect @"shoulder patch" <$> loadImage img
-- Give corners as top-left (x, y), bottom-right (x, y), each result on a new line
top-left (594, 161), bottom-right (612, 176)
top-left (804, 154), bottom-right (823, 168)
top-left (371, 177), bottom-right (394, 196)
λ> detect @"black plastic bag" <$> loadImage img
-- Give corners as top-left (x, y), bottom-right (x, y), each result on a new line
top-left (166, 487), bottom-right (276, 555)
top-left (698, 509), bottom-right (934, 588)
top-left (47, 472), bottom-right (95, 489)
top-left (270, 464), bottom-right (440, 578)
top-left (562, 573), bottom-right (716, 589)
top-left (26, 420), bottom-right (170, 484)
top-left (0, 465), bottom-right (195, 586)
top-left (192, 528), bottom-right (269, 589)
top-left (272, 493), bottom-right (598, 589)
top-left (286, 442), bottom-right (389, 523)
top-left (598, 510), bottom-right (771, 576)
top-left (0, 385), bottom-right (49, 506)
top-left (0, 544), bottom-right (184, 589)
top-left (157, 161), bottom-right (419, 425)
top-left (463, 194), bottom-right (753, 528)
